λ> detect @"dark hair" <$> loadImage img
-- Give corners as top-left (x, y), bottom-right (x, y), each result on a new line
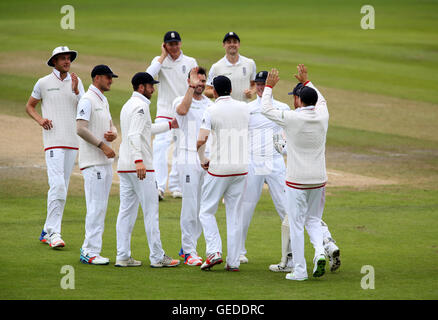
top-left (299, 87), bottom-right (318, 106)
top-left (187, 67), bottom-right (207, 79)
top-left (213, 75), bottom-right (232, 96)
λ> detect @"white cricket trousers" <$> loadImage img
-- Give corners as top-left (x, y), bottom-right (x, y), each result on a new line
top-left (152, 117), bottom-right (181, 193)
top-left (286, 186), bottom-right (326, 279)
top-left (178, 152), bottom-right (205, 256)
top-left (116, 171), bottom-right (165, 264)
top-left (199, 172), bottom-right (247, 268)
top-left (81, 164), bottom-right (113, 257)
top-left (44, 148), bottom-right (77, 235)
top-left (240, 156), bottom-right (287, 255)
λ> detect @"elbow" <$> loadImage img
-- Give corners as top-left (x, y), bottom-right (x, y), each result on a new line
top-left (176, 108), bottom-right (187, 116)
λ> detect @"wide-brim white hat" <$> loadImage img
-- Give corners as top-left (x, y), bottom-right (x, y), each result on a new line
top-left (47, 46), bottom-right (77, 67)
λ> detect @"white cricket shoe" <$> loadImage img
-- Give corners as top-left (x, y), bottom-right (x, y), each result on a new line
top-left (158, 189), bottom-right (165, 201)
top-left (312, 254), bottom-right (326, 278)
top-left (239, 254), bottom-right (249, 264)
top-left (324, 240), bottom-right (341, 272)
top-left (200, 252), bottom-right (223, 270)
top-left (49, 233), bottom-right (65, 248)
top-left (80, 251), bottom-right (109, 265)
top-left (115, 257), bottom-right (142, 267)
top-left (150, 254), bottom-right (180, 268)
top-left (172, 191), bottom-right (183, 198)
top-left (285, 273), bottom-right (308, 281)
top-left (269, 263), bottom-right (293, 272)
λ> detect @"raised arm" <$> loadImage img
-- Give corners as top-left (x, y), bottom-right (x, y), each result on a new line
top-left (176, 67), bottom-right (200, 116)
top-left (261, 69), bottom-right (287, 127)
top-left (294, 64), bottom-right (327, 110)
top-left (146, 43), bottom-right (168, 78)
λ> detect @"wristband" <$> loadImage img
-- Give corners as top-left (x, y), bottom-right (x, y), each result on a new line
top-left (265, 85), bottom-right (273, 89)
top-left (135, 160), bottom-right (143, 164)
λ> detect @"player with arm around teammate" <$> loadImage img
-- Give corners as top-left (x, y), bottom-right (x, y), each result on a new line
top-left (26, 46), bottom-right (84, 248)
top-left (115, 72), bottom-right (180, 268)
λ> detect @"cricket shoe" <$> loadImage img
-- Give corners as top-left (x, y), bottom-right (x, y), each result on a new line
top-left (200, 252), bottom-right (223, 270)
top-left (184, 254), bottom-right (203, 266)
top-left (80, 249), bottom-right (109, 265)
top-left (178, 247), bottom-right (185, 258)
top-left (150, 254), bottom-right (180, 268)
top-left (158, 189), bottom-right (165, 201)
top-left (224, 264), bottom-right (239, 272)
top-left (172, 191), bottom-right (183, 198)
top-left (269, 253), bottom-right (293, 272)
top-left (312, 254), bottom-right (326, 278)
top-left (285, 273), bottom-right (308, 281)
top-left (324, 240), bottom-right (341, 272)
top-left (49, 233), bottom-right (65, 248)
top-left (239, 254), bottom-right (249, 264)
top-left (39, 229), bottom-right (50, 244)
top-left (115, 257), bottom-right (142, 267)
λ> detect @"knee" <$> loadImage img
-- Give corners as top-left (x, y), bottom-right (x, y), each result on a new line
top-left (49, 175), bottom-right (67, 200)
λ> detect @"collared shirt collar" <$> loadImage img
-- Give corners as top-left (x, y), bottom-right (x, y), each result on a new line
top-left (215, 95), bottom-right (231, 103)
top-left (224, 54), bottom-right (241, 66)
top-left (52, 68), bottom-right (71, 81)
top-left (295, 105), bottom-right (315, 112)
top-left (132, 91), bottom-right (151, 104)
top-left (168, 50), bottom-right (184, 62)
top-left (88, 84), bottom-right (107, 103)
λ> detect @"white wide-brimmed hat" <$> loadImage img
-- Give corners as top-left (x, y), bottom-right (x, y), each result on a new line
top-left (47, 46), bottom-right (77, 67)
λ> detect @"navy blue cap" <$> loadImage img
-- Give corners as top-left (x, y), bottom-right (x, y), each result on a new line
top-left (164, 31), bottom-right (181, 43)
top-left (223, 32), bottom-right (240, 43)
top-left (131, 72), bottom-right (159, 87)
top-left (91, 65), bottom-right (118, 78)
top-left (254, 71), bottom-right (268, 83)
top-left (213, 75), bottom-right (232, 96)
top-left (288, 82), bottom-right (304, 96)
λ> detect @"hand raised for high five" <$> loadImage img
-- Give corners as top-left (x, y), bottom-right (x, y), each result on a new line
top-left (294, 64), bottom-right (308, 84)
top-left (266, 68), bottom-right (280, 88)
top-left (189, 67), bottom-right (201, 87)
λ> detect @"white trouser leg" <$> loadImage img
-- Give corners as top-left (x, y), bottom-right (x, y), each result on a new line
top-left (152, 118), bottom-right (172, 192)
top-left (179, 159), bottom-right (204, 256)
top-left (240, 166), bottom-right (264, 256)
top-left (199, 174), bottom-right (227, 256)
top-left (266, 156), bottom-right (288, 221)
top-left (223, 175), bottom-right (247, 268)
top-left (281, 214), bottom-right (292, 266)
top-left (318, 189), bottom-right (333, 241)
top-left (116, 173), bottom-right (140, 261)
top-left (168, 130), bottom-right (181, 193)
top-left (287, 187), bottom-right (309, 278)
top-left (44, 148), bottom-right (77, 235)
top-left (81, 164), bottom-right (113, 257)
top-left (304, 187), bottom-right (325, 259)
top-left (136, 172), bottom-right (165, 264)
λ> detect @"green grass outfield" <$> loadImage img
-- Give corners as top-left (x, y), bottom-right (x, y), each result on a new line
top-left (0, 0), bottom-right (437, 300)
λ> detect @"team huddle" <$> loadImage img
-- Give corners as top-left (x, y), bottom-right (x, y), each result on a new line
top-left (25, 31), bottom-right (341, 281)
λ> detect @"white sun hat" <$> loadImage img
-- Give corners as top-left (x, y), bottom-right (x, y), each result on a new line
top-left (47, 46), bottom-right (77, 67)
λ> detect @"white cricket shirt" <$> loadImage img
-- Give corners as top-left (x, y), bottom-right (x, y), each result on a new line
top-left (207, 55), bottom-right (256, 102)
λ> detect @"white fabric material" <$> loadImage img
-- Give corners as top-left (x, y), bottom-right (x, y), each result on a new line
top-left (76, 85), bottom-right (114, 170)
top-left (116, 172), bottom-right (165, 264)
top-left (240, 156), bottom-right (287, 255)
top-left (207, 55), bottom-right (256, 102)
top-left (286, 186), bottom-right (326, 279)
top-left (152, 118), bottom-right (173, 192)
top-left (248, 95), bottom-right (290, 160)
top-left (81, 164), bottom-right (113, 256)
top-left (31, 71), bottom-right (84, 150)
top-left (146, 52), bottom-right (198, 118)
top-left (44, 148), bottom-right (77, 235)
top-left (200, 96), bottom-right (249, 176)
top-left (118, 92), bottom-right (170, 172)
top-left (199, 173), bottom-right (247, 268)
top-left (178, 157), bottom-right (205, 256)
top-left (261, 82), bottom-right (329, 184)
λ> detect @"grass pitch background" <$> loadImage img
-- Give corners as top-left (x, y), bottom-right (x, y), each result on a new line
top-left (0, 0), bottom-right (437, 300)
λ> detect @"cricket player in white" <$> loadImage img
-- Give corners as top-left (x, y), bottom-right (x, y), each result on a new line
top-left (26, 46), bottom-right (84, 248)
top-left (76, 65), bottom-right (118, 265)
top-left (239, 71), bottom-right (289, 264)
top-left (115, 72), bottom-right (180, 268)
top-left (197, 75), bottom-right (249, 271)
top-left (262, 65), bottom-right (329, 281)
top-left (173, 67), bottom-right (213, 266)
top-left (146, 31), bottom-right (198, 200)
top-left (205, 32), bottom-right (257, 102)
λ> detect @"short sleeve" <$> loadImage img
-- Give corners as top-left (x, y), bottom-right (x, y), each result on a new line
top-left (76, 98), bottom-right (92, 121)
top-left (31, 79), bottom-right (42, 100)
top-left (200, 109), bottom-right (212, 131)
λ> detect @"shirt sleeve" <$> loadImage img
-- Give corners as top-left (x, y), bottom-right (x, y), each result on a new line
top-left (200, 109), bottom-right (212, 131)
top-left (76, 77), bottom-right (85, 101)
top-left (146, 56), bottom-right (161, 78)
top-left (76, 98), bottom-right (92, 121)
top-left (31, 79), bottom-right (42, 100)
top-left (128, 106), bottom-right (147, 162)
top-left (261, 87), bottom-right (288, 128)
top-left (305, 81), bottom-right (328, 115)
top-left (206, 64), bottom-right (216, 86)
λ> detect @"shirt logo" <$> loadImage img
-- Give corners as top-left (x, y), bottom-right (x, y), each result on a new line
top-left (97, 172), bottom-right (101, 180)
top-left (79, 109), bottom-right (85, 116)
top-left (50, 150), bottom-right (54, 158)
top-left (47, 88), bottom-right (60, 91)
top-left (182, 65), bottom-right (186, 74)
top-left (243, 67), bottom-right (247, 76)
top-left (186, 175), bottom-right (190, 183)
top-left (138, 109), bottom-right (144, 114)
